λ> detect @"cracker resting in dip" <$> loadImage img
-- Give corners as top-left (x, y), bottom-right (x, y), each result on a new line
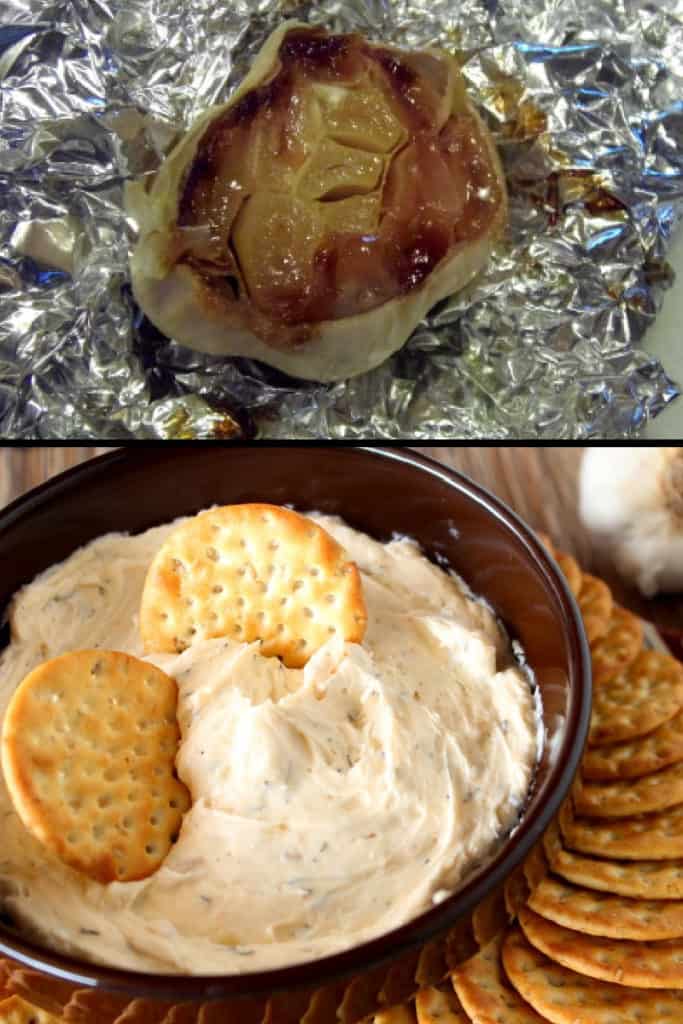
top-left (127, 23), bottom-right (507, 381)
top-left (0, 514), bottom-right (538, 974)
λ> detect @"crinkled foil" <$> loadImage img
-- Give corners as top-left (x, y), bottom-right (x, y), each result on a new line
top-left (1, 0), bottom-right (682, 438)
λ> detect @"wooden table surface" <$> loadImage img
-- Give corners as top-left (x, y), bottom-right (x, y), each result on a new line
top-left (0, 445), bottom-right (675, 628)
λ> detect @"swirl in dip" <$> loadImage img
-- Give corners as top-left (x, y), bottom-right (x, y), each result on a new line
top-left (0, 513), bottom-right (539, 973)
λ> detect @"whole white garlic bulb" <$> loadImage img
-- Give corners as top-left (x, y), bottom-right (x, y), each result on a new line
top-left (579, 447), bottom-right (683, 597)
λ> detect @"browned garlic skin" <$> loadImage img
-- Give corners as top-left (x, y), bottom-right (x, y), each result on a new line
top-left (127, 22), bottom-right (508, 381)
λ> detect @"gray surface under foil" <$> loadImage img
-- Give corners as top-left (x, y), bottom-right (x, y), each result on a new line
top-left (1, 0), bottom-right (682, 438)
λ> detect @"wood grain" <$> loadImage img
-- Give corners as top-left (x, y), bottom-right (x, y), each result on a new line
top-left (414, 447), bottom-right (589, 561)
top-left (0, 448), bottom-right (110, 509)
top-left (0, 445), bottom-right (678, 628)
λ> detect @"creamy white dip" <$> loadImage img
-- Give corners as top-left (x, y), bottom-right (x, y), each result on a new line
top-left (0, 513), bottom-right (539, 974)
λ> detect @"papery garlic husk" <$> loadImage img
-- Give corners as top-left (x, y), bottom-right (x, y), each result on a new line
top-left (579, 447), bottom-right (683, 597)
top-left (126, 21), bottom-right (507, 382)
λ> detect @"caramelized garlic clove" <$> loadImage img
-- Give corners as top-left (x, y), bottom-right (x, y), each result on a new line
top-left (232, 192), bottom-right (323, 316)
top-left (320, 194), bottom-right (380, 236)
top-left (330, 234), bottom-right (397, 318)
top-left (323, 85), bottom-right (405, 154)
top-left (383, 137), bottom-right (464, 230)
top-left (297, 138), bottom-right (384, 200)
top-left (378, 47), bottom-right (460, 131)
top-left (245, 82), bottom-right (322, 189)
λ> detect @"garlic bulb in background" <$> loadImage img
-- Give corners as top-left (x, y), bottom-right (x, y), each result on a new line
top-left (579, 448), bottom-right (683, 597)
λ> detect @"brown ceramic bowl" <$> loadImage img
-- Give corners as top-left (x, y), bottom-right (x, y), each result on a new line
top-left (0, 446), bottom-right (591, 1024)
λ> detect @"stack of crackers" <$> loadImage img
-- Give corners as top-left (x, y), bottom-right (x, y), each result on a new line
top-left (408, 539), bottom-right (683, 1024)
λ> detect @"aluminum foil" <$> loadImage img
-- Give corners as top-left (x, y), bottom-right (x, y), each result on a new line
top-left (1, 0), bottom-right (682, 438)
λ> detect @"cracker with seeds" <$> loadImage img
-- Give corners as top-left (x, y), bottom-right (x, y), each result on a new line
top-left (543, 817), bottom-right (683, 899)
top-left (582, 709), bottom-right (683, 781)
top-left (537, 536), bottom-right (582, 598)
top-left (505, 864), bottom-right (531, 919)
top-left (523, 842), bottom-right (549, 893)
top-left (560, 798), bottom-right (683, 860)
top-left (575, 760), bottom-right (683, 818)
top-left (168, 1007), bottom-right (208, 1024)
top-left (0, 995), bottom-right (61, 1023)
top-left (577, 573), bottom-right (613, 644)
top-left (528, 874), bottom-right (683, 940)
top-left (473, 888), bottom-right (510, 947)
top-left (451, 933), bottom-right (547, 1023)
top-left (518, 906), bottom-right (683, 989)
top-left (555, 553), bottom-right (582, 599)
top-left (502, 927), bottom-right (683, 1024)
top-left (140, 504), bottom-right (367, 669)
top-left (591, 606), bottom-right (643, 684)
top-left (589, 650), bottom-right (683, 747)
top-left (415, 986), bottom-right (468, 1024)
top-left (537, 533), bottom-right (555, 553)
top-left (0, 966), bottom-right (9, 1005)
top-left (1, 650), bottom-right (190, 883)
top-left (372, 1007), bottom-right (416, 1024)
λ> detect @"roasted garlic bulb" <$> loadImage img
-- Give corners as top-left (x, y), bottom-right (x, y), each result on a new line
top-left (128, 22), bottom-right (507, 381)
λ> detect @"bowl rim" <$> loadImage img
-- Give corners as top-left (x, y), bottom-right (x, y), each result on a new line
top-left (0, 444), bottom-right (592, 1001)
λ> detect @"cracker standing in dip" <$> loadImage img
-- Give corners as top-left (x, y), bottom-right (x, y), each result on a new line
top-left (0, 512), bottom-right (539, 974)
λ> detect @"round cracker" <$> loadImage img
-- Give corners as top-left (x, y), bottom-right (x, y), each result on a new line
top-left (577, 573), bottom-right (613, 645)
top-left (523, 842), bottom-right (549, 894)
top-left (473, 888), bottom-right (510, 948)
top-left (544, 817), bottom-right (683, 900)
top-left (0, 996), bottom-right (61, 1023)
top-left (591, 606), bottom-right (643, 684)
top-left (582, 709), bottom-right (683, 781)
top-left (554, 553), bottom-right (582, 599)
top-left (372, 1008), bottom-right (416, 1024)
top-left (588, 650), bottom-right (683, 747)
top-left (502, 926), bottom-right (683, 1024)
top-left (140, 504), bottom-right (367, 669)
top-left (575, 760), bottom-right (683, 818)
top-left (537, 533), bottom-right (555, 554)
top-left (505, 864), bottom-right (531, 920)
top-left (415, 986), bottom-right (468, 1023)
top-left (528, 874), bottom-right (683, 940)
top-left (537, 537), bottom-right (582, 597)
top-left (560, 798), bottom-right (683, 861)
top-left (451, 933), bottom-right (547, 1024)
top-left (1, 650), bottom-right (190, 883)
top-left (518, 905), bottom-right (683, 989)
